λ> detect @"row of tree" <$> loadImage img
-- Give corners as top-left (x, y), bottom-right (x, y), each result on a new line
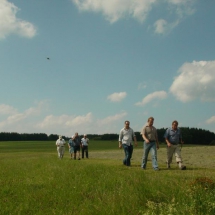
top-left (0, 127), bottom-right (214, 145)
top-left (0, 132), bottom-right (58, 141)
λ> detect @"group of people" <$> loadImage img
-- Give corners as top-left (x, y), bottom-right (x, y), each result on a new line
top-left (56, 132), bottom-right (89, 160)
top-left (56, 117), bottom-right (186, 171)
top-left (119, 117), bottom-right (186, 170)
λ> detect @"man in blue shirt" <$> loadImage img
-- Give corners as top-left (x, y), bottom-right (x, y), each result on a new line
top-left (164, 120), bottom-right (186, 170)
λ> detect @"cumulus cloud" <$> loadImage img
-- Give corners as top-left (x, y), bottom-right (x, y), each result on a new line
top-left (95, 111), bottom-right (128, 134)
top-left (0, 101), bottom-right (48, 131)
top-left (107, 92), bottom-right (127, 102)
top-left (170, 60), bottom-right (215, 102)
top-left (154, 19), bottom-right (179, 34)
top-left (154, 19), bottom-right (167, 34)
top-left (0, 104), bottom-right (18, 115)
top-left (135, 91), bottom-right (167, 106)
top-left (0, 0), bottom-right (36, 39)
top-left (153, 0), bottom-right (195, 34)
top-left (0, 100), bottom-right (129, 135)
top-left (72, 0), bottom-right (157, 23)
top-left (72, 0), bottom-right (196, 33)
top-left (166, 0), bottom-right (196, 18)
top-left (206, 116), bottom-right (215, 124)
top-left (97, 111), bottom-right (127, 126)
top-left (37, 111), bottom-right (129, 135)
top-left (37, 113), bottom-right (93, 129)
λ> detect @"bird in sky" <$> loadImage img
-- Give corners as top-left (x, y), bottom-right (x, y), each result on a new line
top-left (47, 57), bottom-right (50, 60)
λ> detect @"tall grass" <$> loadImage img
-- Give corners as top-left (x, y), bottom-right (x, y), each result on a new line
top-left (0, 141), bottom-right (215, 214)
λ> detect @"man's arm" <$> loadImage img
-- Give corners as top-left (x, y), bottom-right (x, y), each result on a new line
top-left (56, 140), bottom-right (60, 146)
top-left (142, 134), bottom-right (148, 142)
top-left (119, 130), bottom-right (123, 149)
top-left (142, 130), bottom-right (150, 143)
top-left (164, 129), bottom-right (171, 147)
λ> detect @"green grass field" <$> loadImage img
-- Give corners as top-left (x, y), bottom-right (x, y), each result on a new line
top-left (0, 141), bottom-right (215, 215)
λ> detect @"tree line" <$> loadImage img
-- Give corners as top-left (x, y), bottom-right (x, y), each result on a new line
top-left (100, 128), bottom-right (215, 145)
top-left (0, 127), bottom-right (214, 145)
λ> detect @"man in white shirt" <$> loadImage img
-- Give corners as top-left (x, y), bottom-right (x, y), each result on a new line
top-left (81, 134), bottom-right (89, 158)
top-left (119, 121), bottom-right (137, 166)
top-left (56, 135), bottom-right (66, 159)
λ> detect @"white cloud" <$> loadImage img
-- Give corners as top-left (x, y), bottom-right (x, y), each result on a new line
top-left (167, 0), bottom-right (194, 6)
top-left (107, 92), bottom-right (127, 102)
top-left (206, 116), bottom-right (215, 124)
top-left (153, 0), bottom-right (195, 34)
top-left (37, 111), bottom-right (128, 135)
top-left (72, 0), bottom-right (157, 23)
top-left (166, 0), bottom-right (196, 16)
top-left (0, 101), bottom-right (48, 131)
top-left (154, 19), bottom-right (167, 34)
top-left (0, 0), bottom-right (36, 39)
top-left (170, 60), bottom-right (215, 102)
top-left (97, 111), bottom-right (127, 126)
top-left (95, 111), bottom-right (128, 134)
top-left (37, 113), bottom-right (93, 129)
top-left (0, 104), bottom-right (18, 115)
top-left (135, 91), bottom-right (167, 106)
top-left (72, 0), bottom-right (196, 33)
top-left (154, 19), bottom-right (179, 35)
top-left (0, 100), bottom-right (130, 135)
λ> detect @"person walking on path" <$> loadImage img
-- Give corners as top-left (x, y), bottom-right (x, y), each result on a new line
top-left (81, 134), bottom-right (89, 158)
top-left (141, 117), bottom-right (159, 171)
top-left (68, 136), bottom-right (75, 159)
top-left (56, 135), bottom-right (66, 159)
top-left (164, 120), bottom-right (186, 170)
top-left (119, 120), bottom-right (137, 166)
top-left (72, 132), bottom-right (81, 160)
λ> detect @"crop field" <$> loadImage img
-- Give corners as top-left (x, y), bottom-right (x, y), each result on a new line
top-left (0, 141), bottom-right (215, 215)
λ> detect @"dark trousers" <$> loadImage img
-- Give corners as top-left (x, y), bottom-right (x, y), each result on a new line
top-left (82, 145), bottom-right (88, 158)
top-left (122, 144), bottom-right (133, 166)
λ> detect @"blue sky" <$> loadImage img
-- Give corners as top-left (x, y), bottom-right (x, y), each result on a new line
top-left (1, 0), bottom-right (215, 137)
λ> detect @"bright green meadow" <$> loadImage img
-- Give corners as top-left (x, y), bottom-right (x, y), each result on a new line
top-left (0, 141), bottom-right (215, 215)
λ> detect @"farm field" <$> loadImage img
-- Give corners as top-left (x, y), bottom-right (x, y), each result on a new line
top-left (0, 141), bottom-right (215, 215)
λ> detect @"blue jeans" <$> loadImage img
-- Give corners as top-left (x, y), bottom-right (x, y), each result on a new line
top-left (122, 144), bottom-right (133, 166)
top-left (141, 141), bottom-right (158, 169)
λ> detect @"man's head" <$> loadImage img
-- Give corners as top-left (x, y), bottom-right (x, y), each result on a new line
top-left (172, 120), bottom-right (178, 130)
top-left (124, 120), bottom-right (130, 129)
top-left (75, 132), bottom-right (78, 137)
top-left (147, 117), bottom-right (154, 126)
top-left (59, 135), bottom-right (62, 140)
top-left (84, 134), bottom-right (87, 138)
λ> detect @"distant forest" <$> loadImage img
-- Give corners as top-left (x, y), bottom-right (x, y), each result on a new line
top-left (0, 127), bottom-right (215, 145)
